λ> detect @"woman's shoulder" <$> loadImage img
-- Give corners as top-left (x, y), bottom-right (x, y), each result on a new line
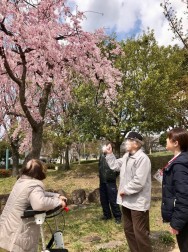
top-left (171, 152), bottom-right (188, 171)
top-left (19, 175), bottom-right (44, 188)
top-left (175, 152), bottom-right (188, 164)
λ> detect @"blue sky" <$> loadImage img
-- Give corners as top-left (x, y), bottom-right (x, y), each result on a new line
top-left (69, 0), bottom-right (187, 47)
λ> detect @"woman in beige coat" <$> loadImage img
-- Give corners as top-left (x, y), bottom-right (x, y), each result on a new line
top-left (0, 159), bottom-right (66, 252)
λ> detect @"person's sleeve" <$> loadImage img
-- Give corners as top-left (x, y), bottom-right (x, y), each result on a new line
top-left (124, 156), bottom-right (151, 195)
top-left (44, 191), bottom-right (60, 198)
top-left (170, 164), bottom-right (188, 231)
top-left (28, 186), bottom-right (62, 211)
top-left (105, 153), bottom-right (123, 172)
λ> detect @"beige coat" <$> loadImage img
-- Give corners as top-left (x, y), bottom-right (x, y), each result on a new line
top-left (0, 175), bottom-right (62, 252)
top-left (106, 149), bottom-right (151, 211)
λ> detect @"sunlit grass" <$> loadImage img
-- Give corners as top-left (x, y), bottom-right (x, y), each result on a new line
top-left (0, 177), bottom-right (16, 194)
top-left (0, 159), bottom-right (177, 252)
top-left (36, 202), bottom-right (175, 252)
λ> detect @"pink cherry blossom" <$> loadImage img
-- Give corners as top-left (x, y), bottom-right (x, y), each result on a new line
top-left (0, 0), bottom-right (121, 160)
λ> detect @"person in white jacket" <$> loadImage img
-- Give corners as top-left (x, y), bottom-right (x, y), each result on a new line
top-left (105, 131), bottom-right (152, 252)
top-left (0, 159), bottom-right (67, 252)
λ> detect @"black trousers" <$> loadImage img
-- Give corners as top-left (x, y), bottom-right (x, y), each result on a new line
top-left (99, 182), bottom-right (121, 220)
top-left (122, 206), bottom-right (152, 252)
top-left (176, 222), bottom-right (188, 252)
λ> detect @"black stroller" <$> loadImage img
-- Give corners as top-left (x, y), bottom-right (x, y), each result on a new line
top-left (22, 205), bottom-right (69, 252)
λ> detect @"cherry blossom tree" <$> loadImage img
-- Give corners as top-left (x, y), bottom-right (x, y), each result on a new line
top-left (0, 81), bottom-right (24, 174)
top-left (0, 0), bottom-right (121, 162)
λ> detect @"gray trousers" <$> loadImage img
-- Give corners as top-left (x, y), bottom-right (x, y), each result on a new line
top-left (122, 206), bottom-right (152, 252)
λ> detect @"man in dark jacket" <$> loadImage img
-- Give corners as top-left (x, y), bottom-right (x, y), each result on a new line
top-left (99, 142), bottom-right (121, 223)
top-left (162, 128), bottom-right (188, 252)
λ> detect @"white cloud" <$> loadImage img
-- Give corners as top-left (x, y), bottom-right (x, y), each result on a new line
top-left (71, 0), bottom-right (187, 46)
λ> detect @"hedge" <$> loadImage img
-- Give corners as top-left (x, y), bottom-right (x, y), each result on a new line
top-left (0, 169), bottom-right (12, 178)
top-left (149, 154), bottom-right (173, 174)
top-left (45, 163), bottom-right (56, 170)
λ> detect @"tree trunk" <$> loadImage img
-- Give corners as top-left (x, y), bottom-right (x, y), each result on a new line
top-left (114, 142), bottom-right (122, 158)
top-left (60, 154), bottom-right (63, 165)
top-left (24, 125), bottom-right (43, 165)
top-left (11, 143), bottom-right (20, 177)
top-left (64, 144), bottom-right (70, 170)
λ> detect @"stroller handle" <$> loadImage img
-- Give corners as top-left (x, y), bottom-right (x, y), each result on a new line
top-left (21, 205), bottom-right (68, 219)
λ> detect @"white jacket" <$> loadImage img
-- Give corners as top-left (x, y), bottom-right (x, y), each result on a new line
top-left (106, 149), bottom-right (151, 211)
top-left (0, 175), bottom-right (62, 252)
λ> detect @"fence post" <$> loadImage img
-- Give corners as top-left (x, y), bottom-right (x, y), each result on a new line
top-left (5, 148), bottom-right (9, 170)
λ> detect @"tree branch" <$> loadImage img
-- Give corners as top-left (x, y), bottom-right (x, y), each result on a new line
top-left (0, 18), bottom-right (14, 36)
top-left (0, 47), bottom-right (22, 86)
top-left (162, 1), bottom-right (188, 50)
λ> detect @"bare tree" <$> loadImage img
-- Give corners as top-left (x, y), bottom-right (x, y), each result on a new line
top-left (161, 0), bottom-right (188, 50)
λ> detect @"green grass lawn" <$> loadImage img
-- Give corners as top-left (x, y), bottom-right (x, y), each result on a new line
top-left (0, 202), bottom-right (175, 252)
top-left (60, 201), bottom-right (175, 252)
top-left (0, 159), bottom-right (176, 252)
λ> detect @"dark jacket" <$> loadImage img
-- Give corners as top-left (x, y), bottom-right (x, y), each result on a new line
top-left (161, 152), bottom-right (188, 231)
top-left (99, 154), bottom-right (117, 183)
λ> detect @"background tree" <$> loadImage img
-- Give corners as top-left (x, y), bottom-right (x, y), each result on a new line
top-left (0, 140), bottom-right (10, 165)
top-left (161, 1), bottom-right (188, 128)
top-left (0, 0), bottom-right (120, 163)
top-left (2, 122), bottom-right (22, 176)
top-left (161, 0), bottom-right (188, 50)
top-left (68, 40), bottom-right (126, 157)
top-left (159, 132), bottom-right (168, 147)
top-left (44, 117), bottom-right (79, 170)
top-left (171, 50), bottom-right (188, 126)
top-left (71, 31), bottom-right (185, 154)
top-left (0, 82), bottom-right (23, 175)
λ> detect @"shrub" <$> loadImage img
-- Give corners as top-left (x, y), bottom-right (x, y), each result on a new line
top-left (149, 154), bottom-right (173, 174)
top-left (45, 163), bottom-right (56, 170)
top-left (159, 231), bottom-right (175, 245)
top-left (0, 169), bottom-right (12, 178)
top-left (80, 160), bottom-right (98, 164)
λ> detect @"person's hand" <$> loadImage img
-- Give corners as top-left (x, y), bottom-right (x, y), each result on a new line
top-left (59, 195), bottom-right (67, 202)
top-left (59, 195), bottom-right (67, 208)
top-left (61, 200), bottom-right (66, 208)
top-left (170, 227), bottom-right (179, 235)
top-left (120, 191), bottom-right (125, 197)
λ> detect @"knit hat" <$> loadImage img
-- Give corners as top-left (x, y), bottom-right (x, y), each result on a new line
top-left (125, 131), bottom-right (144, 145)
